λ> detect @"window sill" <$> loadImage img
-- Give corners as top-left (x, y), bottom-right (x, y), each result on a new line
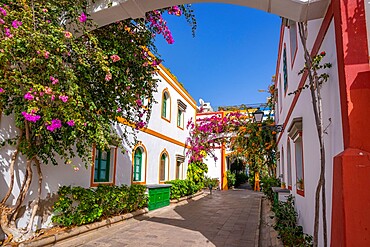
top-left (161, 116), bottom-right (171, 123)
top-left (296, 188), bottom-right (305, 197)
top-left (90, 181), bottom-right (114, 187)
top-left (133, 181), bottom-right (146, 185)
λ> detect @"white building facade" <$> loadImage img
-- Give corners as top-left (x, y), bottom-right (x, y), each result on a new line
top-left (0, 64), bottom-right (196, 237)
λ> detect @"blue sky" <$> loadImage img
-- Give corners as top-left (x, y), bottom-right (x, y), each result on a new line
top-left (155, 3), bottom-right (281, 110)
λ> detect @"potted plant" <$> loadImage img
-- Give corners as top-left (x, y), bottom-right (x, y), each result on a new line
top-left (297, 178), bottom-right (304, 190)
top-left (281, 182), bottom-right (286, 189)
top-left (204, 176), bottom-right (219, 195)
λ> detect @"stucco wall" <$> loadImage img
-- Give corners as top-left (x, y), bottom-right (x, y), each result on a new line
top-left (275, 17), bottom-right (344, 247)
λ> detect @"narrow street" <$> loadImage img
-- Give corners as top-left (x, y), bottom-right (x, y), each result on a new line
top-left (54, 189), bottom-right (262, 247)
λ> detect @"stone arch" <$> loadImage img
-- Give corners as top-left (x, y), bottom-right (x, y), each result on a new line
top-left (88, 0), bottom-right (330, 29)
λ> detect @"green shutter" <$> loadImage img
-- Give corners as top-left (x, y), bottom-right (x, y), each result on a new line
top-left (94, 149), bottom-right (111, 183)
top-left (134, 149), bottom-right (142, 181)
top-left (162, 96), bottom-right (167, 118)
top-left (177, 109), bottom-right (181, 127)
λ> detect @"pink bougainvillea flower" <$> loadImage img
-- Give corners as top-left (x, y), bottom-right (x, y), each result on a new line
top-left (0, 88), bottom-right (4, 93)
top-left (11, 20), bottom-right (22, 28)
top-left (22, 112), bottom-right (41, 122)
top-left (44, 51), bottom-right (50, 59)
top-left (105, 73), bottom-right (112, 81)
top-left (136, 99), bottom-right (143, 107)
top-left (45, 87), bottom-right (52, 94)
top-left (51, 95), bottom-right (55, 101)
top-left (0, 18), bottom-right (4, 24)
top-left (39, 92), bottom-right (44, 96)
top-left (110, 54), bottom-right (121, 62)
top-left (135, 121), bottom-right (146, 130)
top-left (168, 6), bottom-right (182, 16)
top-left (42, 8), bottom-right (48, 13)
top-left (46, 119), bottom-right (62, 132)
top-left (50, 76), bottom-right (59, 84)
top-left (0, 7), bottom-right (7, 16)
top-left (117, 108), bottom-right (122, 113)
top-left (79, 12), bottom-right (87, 23)
top-left (152, 59), bottom-right (162, 66)
top-left (4, 28), bottom-right (12, 37)
top-left (64, 31), bottom-right (72, 39)
top-left (59, 95), bottom-right (68, 102)
top-left (66, 120), bottom-right (75, 126)
top-left (24, 92), bottom-right (34, 100)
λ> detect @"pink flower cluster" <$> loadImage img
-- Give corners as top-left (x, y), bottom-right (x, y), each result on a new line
top-left (168, 6), bottom-right (182, 16)
top-left (11, 20), bottom-right (22, 29)
top-left (66, 120), bottom-right (75, 126)
top-left (146, 10), bottom-right (174, 44)
top-left (22, 112), bottom-right (41, 122)
top-left (46, 119), bottom-right (62, 132)
top-left (50, 76), bottom-right (59, 84)
top-left (59, 95), bottom-right (68, 102)
top-left (79, 12), bottom-right (87, 23)
top-left (0, 88), bottom-right (4, 93)
top-left (24, 92), bottom-right (34, 100)
top-left (110, 54), bottom-right (120, 62)
top-left (0, 7), bottom-right (7, 16)
top-left (135, 121), bottom-right (146, 130)
top-left (136, 99), bottom-right (142, 107)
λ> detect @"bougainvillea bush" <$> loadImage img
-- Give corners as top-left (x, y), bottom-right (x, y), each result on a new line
top-left (0, 0), bottom-right (195, 242)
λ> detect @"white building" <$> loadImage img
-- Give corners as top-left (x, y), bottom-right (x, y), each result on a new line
top-left (275, 2), bottom-right (370, 246)
top-left (0, 64), bottom-right (196, 238)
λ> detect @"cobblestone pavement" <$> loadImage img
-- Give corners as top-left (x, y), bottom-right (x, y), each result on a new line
top-left (54, 189), bottom-right (262, 247)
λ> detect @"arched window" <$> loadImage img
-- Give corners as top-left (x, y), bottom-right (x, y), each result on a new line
top-left (159, 153), bottom-right (167, 181)
top-left (162, 90), bottom-right (170, 121)
top-left (133, 148), bottom-right (143, 182)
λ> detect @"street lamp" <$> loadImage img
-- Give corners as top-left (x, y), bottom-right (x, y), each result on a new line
top-left (252, 108), bottom-right (284, 132)
top-left (253, 109), bottom-right (264, 123)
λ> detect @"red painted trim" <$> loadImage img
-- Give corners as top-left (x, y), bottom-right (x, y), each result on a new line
top-left (275, 22), bottom-right (285, 88)
top-left (297, 189), bottom-right (305, 197)
top-left (288, 185), bottom-right (292, 190)
top-left (276, 5), bottom-right (334, 146)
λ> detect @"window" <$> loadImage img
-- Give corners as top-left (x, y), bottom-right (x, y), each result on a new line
top-left (289, 21), bottom-right (298, 66)
top-left (162, 90), bottom-right (170, 121)
top-left (288, 117), bottom-right (304, 196)
top-left (281, 147), bottom-right (285, 184)
top-left (159, 152), bottom-right (168, 182)
top-left (279, 74), bottom-right (283, 112)
top-left (176, 155), bottom-right (185, 179)
top-left (133, 148), bottom-right (142, 182)
top-left (94, 149), bottom-right (111, 182)
top-left (283, 45), bottom-right (288, 95)
top-left (287, 140), bottom-right (292, 189)
top-left (295, 137), bottom-right (304, 192)
top-left (177, 100), bottom-right (187, 129)
top-left (92, 147), bottom-right (117, 186)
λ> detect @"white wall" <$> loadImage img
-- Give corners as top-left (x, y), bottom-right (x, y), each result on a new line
top-left (275, 17), bottom-right (344, 247)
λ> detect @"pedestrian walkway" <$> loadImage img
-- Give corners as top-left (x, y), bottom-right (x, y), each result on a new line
top-left (259, 197), bottom-right (284, 247)
top-left (54, 189), bottom-right (262, 247)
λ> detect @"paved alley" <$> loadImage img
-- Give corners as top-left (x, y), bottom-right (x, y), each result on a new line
top-left (54, 189), bottom-right (262, 247)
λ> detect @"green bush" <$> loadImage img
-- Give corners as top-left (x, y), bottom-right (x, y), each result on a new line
top-left (52, 184), bottom-right (148, 227)
top-left (272, 196), bottom-right (313, 246)
top-left (260, 176), bottom-right (281, 201)
top-left (203, 176), bottom-right (219, 189)
top-left (235, 173), bottom-right (248, 187)
top-left (165, 179), bottom-right (202, 200)
top-left (226, 170), bottom-right (236, 188)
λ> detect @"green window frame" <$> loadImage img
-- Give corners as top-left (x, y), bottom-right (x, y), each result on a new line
top-left (177, 108), bottom-right (183, 127)
top-left (94, 149), bottom-right (111, 183)
top-left (133, 148), bottom-right (142, 181)
top-left (162, 94), bottom-right (168, 118)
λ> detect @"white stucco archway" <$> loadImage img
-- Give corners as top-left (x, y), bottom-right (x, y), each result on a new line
top-left (88, 0), bottom-right (330, 29)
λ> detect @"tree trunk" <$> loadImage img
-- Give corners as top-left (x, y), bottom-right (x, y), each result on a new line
top-left (298, 22), bottom-right (327, 247)
top-left (27, 158), bottom-right (43, 232)
top-left (1, 131), bottom-right (22, 204)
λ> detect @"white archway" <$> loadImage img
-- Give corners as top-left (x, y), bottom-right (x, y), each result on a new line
top-left (88, 0), bottom-right (330, 29)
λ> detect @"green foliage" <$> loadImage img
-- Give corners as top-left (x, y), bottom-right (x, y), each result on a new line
top-left (226, 170), bottom-right (236, 188)
top-left (272, 196), bottom-right (313, 246)
top-left (203, 176), bottom-right (219, 189)
top-left (235, 173), bottom-right (248, 187)
top-left (186, 162), bottom-right (208, 185)
top-left (52, 184), bottom-right (147, 226)
top-left (260, 176), bottom-right (281, 201)
top-left (165, 179), bottom-right (202, 200)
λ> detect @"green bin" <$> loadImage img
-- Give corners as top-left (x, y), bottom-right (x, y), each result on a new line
top-left (146, 184), bottom-right (172, 211)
